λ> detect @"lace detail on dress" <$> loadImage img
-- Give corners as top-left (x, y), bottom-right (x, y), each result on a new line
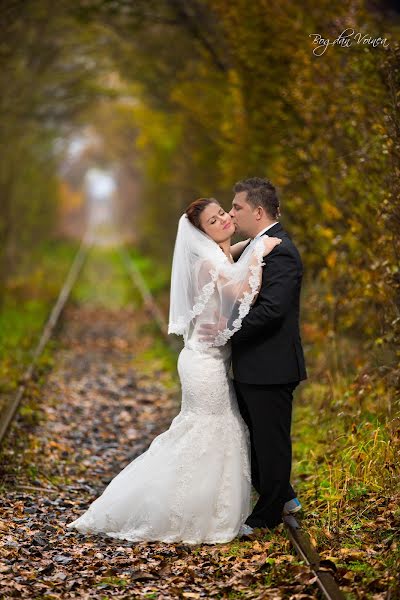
top-left (66, 344), bottom-right (251, 544)
top-left (66, 221), bottom-right (263, 544)
top-left (168, 268), bottom-right (219, 335)
top-left (168, 236), bottom-right (265, 342)
top-left (213, 241), bottom-right (265, 346)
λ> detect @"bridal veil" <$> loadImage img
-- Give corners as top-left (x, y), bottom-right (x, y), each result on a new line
top-left (168, 213), bottom-right (265, 347)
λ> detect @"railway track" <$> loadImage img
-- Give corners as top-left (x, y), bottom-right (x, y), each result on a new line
top-left (0, 231), bottom-right (94, 444)
top-left (0, 237), bottom-right (345, 600)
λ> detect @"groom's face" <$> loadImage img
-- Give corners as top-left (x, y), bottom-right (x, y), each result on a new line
top-left (230, 192), bottom-right (258, 238)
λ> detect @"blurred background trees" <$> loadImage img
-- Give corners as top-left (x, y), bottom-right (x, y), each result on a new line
top-left (0, 0), bottom-right (399, 405)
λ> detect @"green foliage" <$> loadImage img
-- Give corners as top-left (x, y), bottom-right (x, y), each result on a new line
top-left (73, 246), bottom-right (138, 309)
top-left (0, 239), bottom-right (78, 413)
top-left (0, 0), bottom-right (117, 299)
top-left (1, 0), bottom-right (398, 473)
top-left (103, 0), bottom-right (399, 401)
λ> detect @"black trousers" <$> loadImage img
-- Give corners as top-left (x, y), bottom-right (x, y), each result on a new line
top-left (233, 379), bottom-right (299, 529)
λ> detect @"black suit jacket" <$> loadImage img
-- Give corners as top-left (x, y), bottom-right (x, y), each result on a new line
top-left (231, 222), bottom-right (307, 385)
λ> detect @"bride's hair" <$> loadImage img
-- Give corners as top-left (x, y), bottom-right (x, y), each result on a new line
top-left (185, 198), bottom-right (220, 232)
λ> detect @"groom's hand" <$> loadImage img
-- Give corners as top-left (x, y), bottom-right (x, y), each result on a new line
top-left (197, 315), bottom-right (228, 342)
top-left (198, 323), bottom-right (218, 342)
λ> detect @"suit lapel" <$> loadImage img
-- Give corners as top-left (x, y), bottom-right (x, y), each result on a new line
top-left (238, 223), bottom-right (286, 258)
top-left (261, 222), bottom-right (284, 237)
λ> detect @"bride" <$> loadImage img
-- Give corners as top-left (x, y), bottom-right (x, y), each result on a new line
top-left (66, 197), bottom-right (281, 544)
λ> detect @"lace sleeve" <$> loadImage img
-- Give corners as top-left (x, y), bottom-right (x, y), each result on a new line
top-left (194, 239), bottom-right (265, 347)
top-left (168, 213), bottom-right (265, 346)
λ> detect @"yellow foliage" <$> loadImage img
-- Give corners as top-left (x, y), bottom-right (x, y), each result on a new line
top-left (326, 251), bottom-right (337, 269)
top-left (322, 201), bottom-right (342, 221)
top-left (58, 181), bottom-right (84, 212)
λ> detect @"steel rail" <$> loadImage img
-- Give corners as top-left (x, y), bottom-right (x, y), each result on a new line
top-left (0, 236), bottom-right (345, 599)
top-left (0, 232), bottom-right (93, 445)
top-left (283, 514), bottom-right (345, 600)
top-left (118, 245), bottom-right (181, 351)
top-left (119, 244), bottom-right (346, 599)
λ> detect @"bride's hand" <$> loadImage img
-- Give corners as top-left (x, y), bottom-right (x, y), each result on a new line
top-left (262, 236), bottom-right (282, 256)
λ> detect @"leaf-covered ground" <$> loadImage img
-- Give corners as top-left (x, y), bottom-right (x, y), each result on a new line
top-left (0, 294), bottom-right (398, 599)
top-left (0, 302), bottom-right (318, 599)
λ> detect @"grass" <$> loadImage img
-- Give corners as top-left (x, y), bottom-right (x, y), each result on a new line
top-left (0, 241), bottom-right (153, 416)
top-left (0, 238), bottom-right (81, 414)
top-left (95, 576), bottom-right (128, 588)
top-left (1, 239), bottom-right (398, 597)
top-left (72, 245), bottom-right (139, 310)
top-left (293, 382), bottom-right (397, 504)
top-left (124, 243), bottom-right (399, 595)
top-left (125, 246), bottom-right (171, 296)
top-left (288, 373), bottom-right (399, 595)
top-left (133, 326), bottom-right (181, 380)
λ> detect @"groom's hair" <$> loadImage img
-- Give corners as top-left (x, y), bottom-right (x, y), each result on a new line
top-left (185, 197), bottom-right (221, 232)
top-left (233, 177), bottom-right (280, 219)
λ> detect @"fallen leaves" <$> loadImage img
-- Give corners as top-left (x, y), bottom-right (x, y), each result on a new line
top-left (0, 304), bottom-right (398, 598)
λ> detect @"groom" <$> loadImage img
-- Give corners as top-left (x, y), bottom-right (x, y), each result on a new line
top-left (229, 177), bottom-right (307, 532)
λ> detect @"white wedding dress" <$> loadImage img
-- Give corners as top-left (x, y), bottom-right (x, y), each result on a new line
top-left (66, 215), bottom-right (265, 544)
top-left (66, 338), bottom-right (251, 544)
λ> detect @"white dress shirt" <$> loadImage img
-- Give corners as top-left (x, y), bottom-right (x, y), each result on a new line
top-left (253, 221), bottom-right (279, 240)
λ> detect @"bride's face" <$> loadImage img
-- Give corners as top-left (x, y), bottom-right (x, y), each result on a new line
top-left (199, 203), bottom-right (235, 242)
